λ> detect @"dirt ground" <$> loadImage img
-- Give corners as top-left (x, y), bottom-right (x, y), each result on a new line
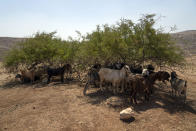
top-left (0, 60), bottom-right (196, 131)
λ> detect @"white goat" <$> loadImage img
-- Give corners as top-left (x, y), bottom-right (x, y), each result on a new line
top-left (98, 65), bottom-right (130, 94)
top-left (170, 71), bottom-right (187, 102)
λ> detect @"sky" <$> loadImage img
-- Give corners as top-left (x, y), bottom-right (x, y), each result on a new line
top-left (0, 0), bottom-right (195, 39)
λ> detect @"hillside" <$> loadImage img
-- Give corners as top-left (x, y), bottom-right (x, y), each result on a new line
top-left (0, 37), bottom-right (25, 61)
top-left (171, 30), bottom-right (196, 55)
top-left (0, 30), bottom-right (196, 61)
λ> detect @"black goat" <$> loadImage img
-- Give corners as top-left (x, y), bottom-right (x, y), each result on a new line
top-left (83, 67), bottom-right (100, 95)
top-left (104, 62), bottom-right (125, 70)
top-left (92, 64), bottom-right (102, 70)
top-left (130, 65), bottom-right (143, 74)
top-left (113, 62), bottom-right (125, 70)
top-left (147, 64), bottom-right (155, 71)
top-left (46, 64), bottom-right (72, 84)
top-left (147, 64), bottom-right (155, 75)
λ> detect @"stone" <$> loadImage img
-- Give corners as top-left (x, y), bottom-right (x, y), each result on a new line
top-left (120, 107), bottom-right (133, 120)
top-left (42, 78), bottom-right (48, 83)
top-left (106, 96), bottom-right (124, 107)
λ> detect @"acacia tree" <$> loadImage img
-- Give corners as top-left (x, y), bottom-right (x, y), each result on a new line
top-left (133, 14), bottom-right (184, 66)
top-left (3, 32), bottom-right (78, 71)
top-left (77, 14), bottom-right (184, 67)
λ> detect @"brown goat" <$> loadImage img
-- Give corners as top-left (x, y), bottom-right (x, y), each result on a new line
top-left (18, 68), bottom-right (45, 84)
top-left (144, 71), bottom-right (170, 94)
top-left (127, 74), bottom-right (150, 104)
top-left (20, 70), bottom-right (35, 83)
top-left (127, 71), bottom-right (170, 104)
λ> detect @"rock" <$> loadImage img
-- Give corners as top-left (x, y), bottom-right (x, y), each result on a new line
top-left (120, 107), bottom-right (133, 120)
top-left (42, 78), bottom-right (48, 83)
top-left (106, 96), bottom-right (124, 107)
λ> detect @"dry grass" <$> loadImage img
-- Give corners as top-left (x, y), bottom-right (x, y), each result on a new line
top-left (0, 59), bottom-right (196, 131)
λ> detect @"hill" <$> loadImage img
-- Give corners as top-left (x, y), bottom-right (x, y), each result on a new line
top-left (0, 37), bottom-right (25, 61)
top-left (171, 30), bottom-right (196, 55)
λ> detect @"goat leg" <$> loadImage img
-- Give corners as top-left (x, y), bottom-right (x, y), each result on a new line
top-left (133, 92), bottom-right (137, 104)
top-left (120, 84), bottom-right (124, 93)
top-left (100, 80), bottom-right (104, 91)
top-left (47, 75), bottom-right (51, 84)
top-left (130, 90), bottom-right (137, 104)
top-left (116, 83), bottom-right (120, 94)
top-left (61, 74), bottom-right (64, 83)
top-left (130, 90), bottom-right (134, 104)
top-left (31, 75), bottom-right (35, 84)
top-left (171, 88), bottom-right (174, 96)
top-left (83, 82), bottom-right (89, 95)
top-left (145, 91), bottom-right (150, 101)
top-left (113, 83), bottom-right (117, 95)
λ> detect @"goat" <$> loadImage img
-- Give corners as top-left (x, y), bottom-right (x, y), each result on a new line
top-left (157, 71), bottom-right (170, 82)
top-left (88, 64), bottom-right (101, 85)
top-left (15, 73), bottom-right (40, 83)
top-left (142, 69), bottom-right (149, 77)
top-left (15, 68), bottom-right (45, 83)
top-left (146, 71), bottom-right (170, 94)
top-left (98, 65), bottom-right (130, 94)
top-left (129, 65), bottom-right (143, 74)
top-left (147, 64), bottom-right (155, 71)
top-left (112, 62), bottom-right (125, 70)
top-left (15, 74), bottom-right (30, 83)
top-left (170, 71), bottom-right (187, 102)
top-left (142, 64), bottom-right (155, 77)
top-left (83, 67), bottom-right (100, 95)
top-left (46, 64), bottom-right (72, 84)
top-left (126, 74), bottom-right (150, 104)
top-left (127, 71), bottom-right (170, 104)
top-left (19, 70), bottom-right (35, 83)
top-left (171, 71), bottom-right (177, 79)
top-left (92, 64), bottom-right (102, 70)
top-left (104, 62), bottom-right (125, 70)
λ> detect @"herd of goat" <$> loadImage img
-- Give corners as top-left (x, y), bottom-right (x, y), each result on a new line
top-left (15, 62), bottom-right (187, 104)
top-left (84, 63), bottom-right (187, 103)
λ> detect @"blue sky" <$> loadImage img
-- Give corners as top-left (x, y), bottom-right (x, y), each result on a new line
top-left (0, 0), bottom-right (195, 39)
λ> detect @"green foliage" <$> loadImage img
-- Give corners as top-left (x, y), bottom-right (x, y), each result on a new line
top-left (3, 32), bottom-right (78, 70)
top-left (3, 14), bottom-right (185, 72)
top-left (77, 14), bottom-right (184, 66)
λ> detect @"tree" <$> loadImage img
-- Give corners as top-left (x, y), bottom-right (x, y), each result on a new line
top-left (77, 14), bottom-right (184, 66)
top-left (3, 32), bottom-right (77, 71)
